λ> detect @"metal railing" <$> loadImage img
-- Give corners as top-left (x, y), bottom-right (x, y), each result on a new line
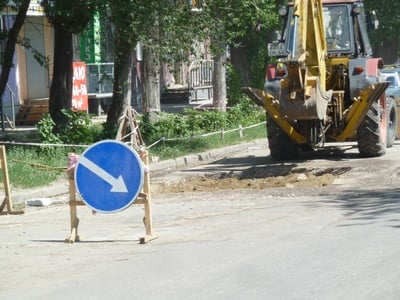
top-left (1, 83), bottom-right (17, 130)
top-left (188, 59), bottom-right (213, 101)
top-left (86, 62), bottom-right (114, 96)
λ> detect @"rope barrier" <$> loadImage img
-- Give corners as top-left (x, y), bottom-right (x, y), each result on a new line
top-left (0, 121), bottom-right (266, 150)
top-left (1, 121), bottom-right (265, 170)
top-left (0, 141), bottom-right (90, 148)
top-left (148, 121), bottom-right (266, 149)
top-left (11, 159), bottom-right (67, 170)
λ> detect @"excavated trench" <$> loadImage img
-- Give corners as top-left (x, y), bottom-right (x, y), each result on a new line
top-left (153, 166), bottom-right (352, 194)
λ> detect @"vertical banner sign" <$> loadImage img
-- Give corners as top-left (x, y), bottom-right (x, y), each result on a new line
top-left (72, 62), bottom-right (88, 111)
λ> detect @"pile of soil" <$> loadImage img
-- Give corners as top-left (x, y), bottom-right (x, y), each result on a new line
top-left (153, 167), bottom-right (350, 194)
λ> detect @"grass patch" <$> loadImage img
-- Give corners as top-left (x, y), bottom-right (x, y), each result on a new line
top-left (147, 122), bottom-right (266, 160)
top-left (2, 146), bottom-right (83, 189)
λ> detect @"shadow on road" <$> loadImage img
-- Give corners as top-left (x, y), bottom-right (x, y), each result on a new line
top-left (326, 187), bottom-right (400, 228)
top-left (176, 142), bottom-right (399, 228)
top-left (183, 143), bottom-right (358, 179)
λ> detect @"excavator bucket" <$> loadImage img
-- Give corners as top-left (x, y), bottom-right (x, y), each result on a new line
top-left (279, 76), bottom-right (333, 121)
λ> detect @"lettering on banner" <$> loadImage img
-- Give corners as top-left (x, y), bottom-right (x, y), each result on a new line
top-left (72, 62), bottom-right (88, 111)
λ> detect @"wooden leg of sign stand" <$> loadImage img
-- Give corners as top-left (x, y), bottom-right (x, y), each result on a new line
top-left (138, 151), bottom-right (158, 244)
top-left (65, 169), bottom-right (84, 243)
top-left (65, 150), bottom-right (157, 244)
top-left (0, 146), bottom-right (24, 215)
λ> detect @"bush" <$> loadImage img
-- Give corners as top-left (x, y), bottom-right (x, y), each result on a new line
top-left (227, 98), bottom-right (265, 126)
top-left (139, 101), bottom-right (265, 144)
top-left (58, 109), bottom-right (94, 144)
top-left (36, 113), bottom-right (62, 144)
top-left (36, 102), bottom-right (265, 148)
top-left (37, 110), bottom-right (102, 146)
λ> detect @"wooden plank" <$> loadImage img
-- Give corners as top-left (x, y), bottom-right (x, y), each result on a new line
top-left (16, 99), bottom-right (49, 125)
top-left (0, 146), bottom-right (24, 215)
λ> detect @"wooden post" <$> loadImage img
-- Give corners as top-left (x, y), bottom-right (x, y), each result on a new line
top-left (116, 106), bottom-right (157, 243)
top-left (138, 150), bottom-right (157, 244)
top-left (0, 146), bottom-right (24, 215)
top-left (65, 153), bottom-right (84, 243)
top-left (116, 106), bottom-right (144, 148)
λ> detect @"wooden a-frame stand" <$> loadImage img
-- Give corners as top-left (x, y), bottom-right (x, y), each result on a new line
top-left (0, 146), bottom-right (24, 215)
top-left (65, 106), bottom-right (157, 244)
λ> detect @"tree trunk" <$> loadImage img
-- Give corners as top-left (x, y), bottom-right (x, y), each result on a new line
top-left (212, 42), bottom-right (227, 112)
top-left (0, 0), bottom-right (30, 126)
top-left (49, 26), bottom-right (73, 131)
top-left (142, 45), bottom-right (161, 121)
top-left (230, 45), bottom-right (250, 86)
top-left (106, 42), bottom-right (133, 126)
top-left (174, 62), bottom-right (184, 85)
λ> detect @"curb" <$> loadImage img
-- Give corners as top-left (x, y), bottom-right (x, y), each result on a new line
top-left (149, 139), bottom-right (265, 175)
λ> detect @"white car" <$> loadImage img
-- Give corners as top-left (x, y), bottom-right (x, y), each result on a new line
top-left (381, 68), bottom-right (400, 140)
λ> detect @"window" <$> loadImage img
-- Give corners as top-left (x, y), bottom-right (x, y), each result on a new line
top-left (323, 6), bottom-right (351, 51)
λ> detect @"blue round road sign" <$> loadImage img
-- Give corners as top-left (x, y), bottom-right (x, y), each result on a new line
top-left (74, 140), bottom-right (144, 213)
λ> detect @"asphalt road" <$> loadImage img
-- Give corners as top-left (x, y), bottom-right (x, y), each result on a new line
top-left (1, 140), bottom-right (400, 299)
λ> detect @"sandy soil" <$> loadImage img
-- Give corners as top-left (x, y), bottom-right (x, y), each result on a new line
top-left (153, 168), bottom-right (349, 194)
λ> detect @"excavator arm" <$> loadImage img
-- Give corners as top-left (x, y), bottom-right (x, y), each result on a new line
top-left (279, 0), bottom-right (332, 121)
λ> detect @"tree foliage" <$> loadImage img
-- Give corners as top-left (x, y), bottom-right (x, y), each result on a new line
top-left (201, 0), bottom-right (277, 45)
top-left (42, 0), bottom-right (96, 33)
top-left (365, 0), bottom-right (400, 63)
top-left (105, 1), bottom-right (204, 126)
top-left (194, 0), bottom-right (278, 109)
top-left (129, 2), bottom-right (203, 64)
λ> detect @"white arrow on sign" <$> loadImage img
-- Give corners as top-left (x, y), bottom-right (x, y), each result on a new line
top-left (78, 155), bottom-right (128, 193)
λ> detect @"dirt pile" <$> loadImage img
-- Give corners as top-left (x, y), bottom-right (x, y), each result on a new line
top-left (153, 167), bottom-right (351, 194)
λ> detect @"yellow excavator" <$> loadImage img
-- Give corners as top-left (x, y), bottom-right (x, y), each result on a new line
top-left (243, 0), bottom-right (397, 160)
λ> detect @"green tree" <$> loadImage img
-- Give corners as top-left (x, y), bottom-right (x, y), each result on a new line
top-left (229, 2), bottom-right (282, 91)
top-left (106, 1), bottom-right (200, 126)
top-left (42, 0), bottom-right (96, 132)
top-left (104, 1), bottom-right (137, 126)
top-left (197, 0), bottom-right (278, 111)
top-left (105, 0), bottom-right (280, 129)
top-left (140, 2), bottom-right (199, 121)
top-left (365, 0), bottom-right (400, 63)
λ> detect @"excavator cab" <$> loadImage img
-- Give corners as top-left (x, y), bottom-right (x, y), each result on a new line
top-left (270, 1), bottom-right (373, 59)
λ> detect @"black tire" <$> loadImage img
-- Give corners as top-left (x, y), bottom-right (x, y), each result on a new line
top-left (266, 114), bottom-right (299, 160)
top-left (386, 97), bottom-right (397, 148)
top-left (357, 100), bottom-right (386, 157)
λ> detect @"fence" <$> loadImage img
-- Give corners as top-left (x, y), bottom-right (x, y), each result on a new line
top-left (1, 83), bottom-right (17, 129)
top-left (85, 60), bottom-right (214, 103)
top-left (86, 63), bottom-right (114, 96)
top-left (86, 63), bottom-right (114, 115)
top-left (188, 60), bottom-right (214, 101)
